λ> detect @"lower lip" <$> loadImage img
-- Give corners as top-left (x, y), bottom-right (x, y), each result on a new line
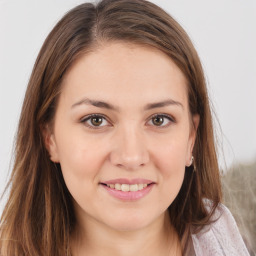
top-left (101, 184), bottom-right (154, 201)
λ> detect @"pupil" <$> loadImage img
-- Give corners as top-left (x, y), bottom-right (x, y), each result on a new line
top-left (92, 117), bottom-right (102, 126)
top-left (153, 116), bottom-right (163, 126)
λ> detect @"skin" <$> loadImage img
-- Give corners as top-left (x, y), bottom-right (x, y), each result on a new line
top-left (45, 42), bottom-right (199, 256)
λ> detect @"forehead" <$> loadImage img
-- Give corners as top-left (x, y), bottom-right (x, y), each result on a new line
top-left (61, 42), bottom-right (189, 109)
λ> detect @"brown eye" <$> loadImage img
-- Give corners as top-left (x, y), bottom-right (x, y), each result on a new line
top-left (152, 116), bottom-right (164, 126)
top-left (91, 116), bottom-right (103, 126)
top-left (147, 114), bottom-right (174, 128)
top-left (81, 114), bottom-right (110, 129)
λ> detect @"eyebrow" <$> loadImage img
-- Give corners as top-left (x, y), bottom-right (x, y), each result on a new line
top-left (71, 97), bottom-right (183, 111)
top-left (71, 98), bottom-right (118, 111)
top-left (144, 99), bottom-right (184, 110)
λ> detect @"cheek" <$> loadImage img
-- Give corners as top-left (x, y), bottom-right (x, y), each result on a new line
top-left (55, 135), bottom-right (106, 207)
top-left (159, 145), bottom-right (186, 189)
top-left (151, 135), bottom-right (188, 202)
top-left (55, 128), bottom-right (104, 178)
top-left (53, 132), bottom-right (108, 207)
top-left (153, 134), bottom-right (189, 175)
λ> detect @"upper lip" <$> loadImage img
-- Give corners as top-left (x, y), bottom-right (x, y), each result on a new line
top-left (101, 178), bottom-right (155, 185)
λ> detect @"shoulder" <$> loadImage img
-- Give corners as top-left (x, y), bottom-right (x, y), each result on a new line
top-left (190, 203), bottom-right (250, 256)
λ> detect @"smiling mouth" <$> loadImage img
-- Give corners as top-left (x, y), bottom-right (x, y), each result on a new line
top-left (101, 183), bottom-right (150, 192)
top-left (100, 180), bottom-right (155, 200)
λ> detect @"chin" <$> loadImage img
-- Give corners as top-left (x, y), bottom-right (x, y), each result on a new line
top-left (102, 209), bottom-right (162, 232)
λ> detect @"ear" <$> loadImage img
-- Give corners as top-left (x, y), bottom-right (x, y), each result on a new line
top-left (186, 114), bottom-right (200, 166)
top-left (42, 125), bottom-right (60, 163)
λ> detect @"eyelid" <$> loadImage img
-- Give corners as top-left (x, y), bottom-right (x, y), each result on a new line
top-left (80, 114), bottom-right (112, 129)
top-left (146, 113), bottom-right (176, 127)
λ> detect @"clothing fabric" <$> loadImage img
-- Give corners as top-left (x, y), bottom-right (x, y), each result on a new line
top-left (185, 203), bottom-right (250, 256)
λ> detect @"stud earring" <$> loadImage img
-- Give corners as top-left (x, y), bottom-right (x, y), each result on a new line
top-left (190, 156), bottom-right (196, 172)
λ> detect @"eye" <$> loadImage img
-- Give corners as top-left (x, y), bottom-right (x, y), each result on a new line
top-left (81, 114), bottom-right (110, 129)
top-left (147, 114), bottom-right (174, 127)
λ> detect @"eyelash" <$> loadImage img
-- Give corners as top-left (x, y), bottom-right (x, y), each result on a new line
top-left (80, 114), bottom-right (111, 129)
top-left (80, 113), bottom-right (175, 129)
top-left (147, 114), bottom-right (175, 128)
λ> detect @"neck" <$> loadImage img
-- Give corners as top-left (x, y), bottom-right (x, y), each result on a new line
top-left (71, 211), bottom-right (181, 256)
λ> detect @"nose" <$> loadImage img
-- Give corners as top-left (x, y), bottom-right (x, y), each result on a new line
top-left (109, 126), bottom-right (150, 170)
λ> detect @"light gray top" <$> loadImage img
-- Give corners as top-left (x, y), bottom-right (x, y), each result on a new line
top-left (184, 203), bottom-right (250, 256)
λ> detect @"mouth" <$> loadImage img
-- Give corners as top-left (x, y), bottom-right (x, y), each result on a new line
top-left (99, 179), bottom-right (155, 201)
top-left (100, 183), bottom-right (152, 192)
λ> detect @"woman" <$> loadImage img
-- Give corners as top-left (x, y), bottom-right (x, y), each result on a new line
top-left (0, 0), bottom-right (250, 255)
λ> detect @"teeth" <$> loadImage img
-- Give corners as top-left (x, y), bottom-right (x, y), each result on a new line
top-left (130, 184), bottom-right (138, 192)
top-left (106, 183), bottom-right (148, 192)
top-left (115, 184), bottom-right (121, 190)
top-left (138, 184), bottom-right (144, 190)
top-left (121, 184), bottom-right (130, 192)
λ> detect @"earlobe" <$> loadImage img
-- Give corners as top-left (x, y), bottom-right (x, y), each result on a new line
top-left (42, 125), bottom-right (60, 163)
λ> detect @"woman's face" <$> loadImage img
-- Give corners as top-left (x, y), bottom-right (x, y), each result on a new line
top-left (46, 42), bottom-right (199, 231)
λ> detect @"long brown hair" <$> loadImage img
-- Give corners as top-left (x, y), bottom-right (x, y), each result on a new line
top-left (0, 0), bottom-right (222, 255)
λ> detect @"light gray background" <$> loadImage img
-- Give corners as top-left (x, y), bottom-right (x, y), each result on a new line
top-left (1, 0), bottom-right (256, 213)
